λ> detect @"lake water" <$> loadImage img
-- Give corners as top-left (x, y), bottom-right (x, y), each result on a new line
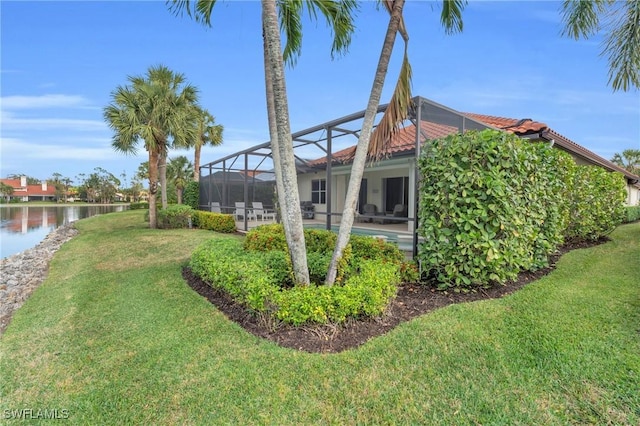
top-left (0, 205), bottom-right (129, 258)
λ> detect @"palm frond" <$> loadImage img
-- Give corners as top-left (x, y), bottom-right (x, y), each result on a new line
top-left (440, 0), bottom-right (467, 35)
top-left (560, 0), bottom-right (609, 39)
top-left (367, 46), bottom-right (412, 161)
top-left (166, 0), bottom-right (217, 27)
top-left (604, 0), bottom-right (640, 91)
top-left (279, 0), bottom-right (304, 66)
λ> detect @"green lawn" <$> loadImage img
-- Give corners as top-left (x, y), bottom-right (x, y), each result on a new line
top-left (1, 210), bottom-right (638, 425)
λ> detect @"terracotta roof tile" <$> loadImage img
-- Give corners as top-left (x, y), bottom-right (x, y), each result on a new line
top-left (463, 113), bottom-right (548, 135)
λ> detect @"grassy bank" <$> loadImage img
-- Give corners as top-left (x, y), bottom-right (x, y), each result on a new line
top-left (1, 210), bottom-right (638, 424)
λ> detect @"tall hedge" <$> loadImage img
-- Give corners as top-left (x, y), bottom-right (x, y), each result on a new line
top-left (564, 166), bottom-right (627, 240)
top-left (183, 181), bottom-right (199, 210)
top-left (417, 130), bottom-right (569, 288)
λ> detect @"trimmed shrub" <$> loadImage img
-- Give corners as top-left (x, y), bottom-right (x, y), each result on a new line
top-left (189, 237), bottom-right (399, 325)
top-left (565, 166), bottom-right (627, 240)
top-left (623, 205), bottom-right (640, 223)
top-left (184, 181), bottom-right (199, 210)
top-left (417, 130), bottom-right (568, 288)
top-left (244, 223), bottom-right (288, 252)
top-left (157, 204), bottom-right (194, 229)
top-left (192, 210), bottom-right (236, 233)
top-left (129, 202), bottom-right (149, 210)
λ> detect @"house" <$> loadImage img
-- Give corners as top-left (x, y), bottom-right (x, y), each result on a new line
top-left (0, 176), bottom-right (58, 202)
top-left (199, 96), bottom-right (640, 240)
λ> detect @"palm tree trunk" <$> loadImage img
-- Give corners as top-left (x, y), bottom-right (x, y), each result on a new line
top-left (159, 152), bottom-right (168, 209)
top-left (262, 0), bottom-right (310, 285)
top-left (148, 150), bottom-right (160, 228)
top-left (194, 143), bottom-right (201, 182)
top-left (326, 0), bottom-right (406, 285)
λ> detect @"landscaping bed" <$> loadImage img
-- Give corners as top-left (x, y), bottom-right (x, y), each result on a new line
top-left (183, 236), bottom-right (606, 353)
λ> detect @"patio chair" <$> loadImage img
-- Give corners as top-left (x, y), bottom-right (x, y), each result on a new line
top-left (234, 202), bottom-right (255, 221)
top-left (252, 202), bottom-right (276, 221)
top-left (387, 204), bottom-right (408, 223)
top-left (362, 204), bottom-right (386, 223)
top-left (210, 202), bottom-right (221, 213)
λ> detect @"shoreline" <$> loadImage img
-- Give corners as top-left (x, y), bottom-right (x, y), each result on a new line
top-left (0, 224), bottom-right (79, 334)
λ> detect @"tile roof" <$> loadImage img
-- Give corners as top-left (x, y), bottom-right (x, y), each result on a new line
top-left (304, 111), bottom-right (639, 183)
top-left (308, 121), bottom-right (458, 166)
top-left (0, 179), bottom-right (58, 196)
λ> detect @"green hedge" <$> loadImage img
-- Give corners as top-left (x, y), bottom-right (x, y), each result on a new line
top-left (417, 129), bottom-right (627, 289)
top-left (624, 205), bottom-right (640, 223)
top-left (417, 130), bottom-right (568, 288)
top-left (192, 210), bottom-right (236, 233)
top-left (564, 166), bottom-right (627, 240)
top-left (129, 202), bottom-right (149, 210)
top-left (183, 181), bottom-right (199, 210)
top-left (157, 205), bottom-right (194, 229)
top-left (189, 237), bottom-right (400, 325)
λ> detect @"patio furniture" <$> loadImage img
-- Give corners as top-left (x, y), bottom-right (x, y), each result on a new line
top-left (361, 204), bottom-right (386, 223)
top-left (301, 201), bottom-right (315, 219)
top-left (210, 202), bottom-right (221, 213)
top-left (252, 202), bottom-right (276, 221)
top-left (234, 202), bottom-right (256, 221)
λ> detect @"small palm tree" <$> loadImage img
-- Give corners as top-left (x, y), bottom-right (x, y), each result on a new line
top-left (168, 155), bottom-right (194, 204)
top-left (611, 148), bottom-right (640, 175)
top-left (192, 106), bottom-right (223, 182)
top-left (104, 64), bottom-right (199, 228)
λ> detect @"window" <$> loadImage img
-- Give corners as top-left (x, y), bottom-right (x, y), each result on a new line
top-left (311, 179), bottom-right (326, 204)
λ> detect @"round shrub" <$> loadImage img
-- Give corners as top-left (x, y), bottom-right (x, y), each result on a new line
top-left (157, 204), bottom-right (194, 229)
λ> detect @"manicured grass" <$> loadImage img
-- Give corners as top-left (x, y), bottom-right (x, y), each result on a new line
top-left (1, 210), bottom-right (638, 424)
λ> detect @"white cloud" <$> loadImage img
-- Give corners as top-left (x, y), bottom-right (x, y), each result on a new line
top-left (1, 111), bottom-right (107, 131)
top-left (0, 136), bottom-right (145, 161)
top-left (1, 94), bottom-right (90, 109)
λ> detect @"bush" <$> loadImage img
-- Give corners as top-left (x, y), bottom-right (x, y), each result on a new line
top-left (564, 166), bottom-right (627, 240)
top-left (129, 202), bottom-right (149, 210)
top-left (189, 237), bottom-right (399, 325)
top-left (157, 204), bottom-right (194, 229)
top-left (192, 210), bottom-right (236, 233)
top-left (417, 130), bottom-right (569, 289)
top-left (183, 181), bottom-right (199, 210)
top-left (623, 205), bottom-right (640, 223)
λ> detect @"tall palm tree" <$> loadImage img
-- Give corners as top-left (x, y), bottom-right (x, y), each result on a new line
top-left (168, 155), bottom-right (194, 204)
top-left (325, 0), bottom-right (466, 285)
top-left (561, 0), bottom-right (640, 91)
top-left (168, 0), bottom-right (357, 285)
top-left (104, 64), bottom-right (199, 228)
top-left (192, 106), bottom-right (223, 182)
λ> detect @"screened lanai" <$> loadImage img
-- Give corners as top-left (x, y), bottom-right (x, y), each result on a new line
top-left (199, 96), bottom-right (495, 256)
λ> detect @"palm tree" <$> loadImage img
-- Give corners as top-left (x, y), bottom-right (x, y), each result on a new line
top-left (192, 106), bottom-right (223, 182)
top-left (104, 64), bottom-right (199, 228)
top-left (168, 0), bottom-right (357, 285)
top-left (168, 155), bottom-right (194, 204)
top-left (0, 182), bottom-right (14, 201)
top-left (611, 148), bottom-right (640, 175)
top-left (561, 0), bottom-right (640, 91)
top-left (325, 0), bottom-right (466, 285)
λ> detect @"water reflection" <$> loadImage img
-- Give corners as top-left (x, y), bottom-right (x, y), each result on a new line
top-left (0, 205), bottom-right (128, 258)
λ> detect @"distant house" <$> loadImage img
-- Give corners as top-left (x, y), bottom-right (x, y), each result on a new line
top-left (0, 176), bottom-right (58, 202)
top-left (199, 96), bottom-right (640, 237)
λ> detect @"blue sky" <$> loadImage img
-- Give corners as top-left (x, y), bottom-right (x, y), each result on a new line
top-left (1, 0), bottom-right (638, 186)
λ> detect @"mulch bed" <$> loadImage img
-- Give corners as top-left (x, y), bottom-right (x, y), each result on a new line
top-left (182, 237), bottom-right (606, 354)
